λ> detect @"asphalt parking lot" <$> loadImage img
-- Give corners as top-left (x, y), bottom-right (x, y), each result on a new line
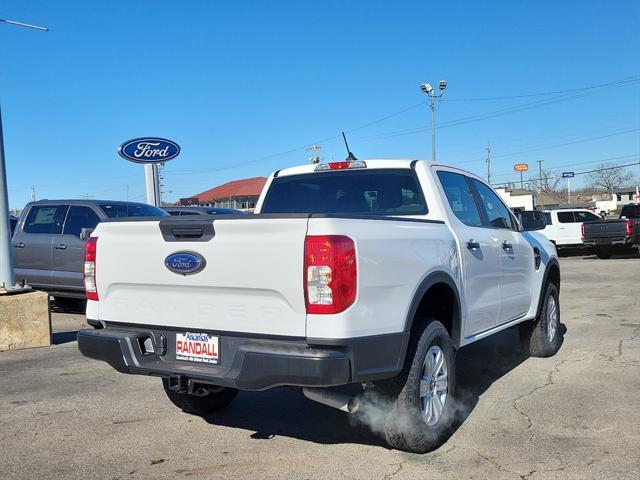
top-left (1, 253), bottom-right (638, 480)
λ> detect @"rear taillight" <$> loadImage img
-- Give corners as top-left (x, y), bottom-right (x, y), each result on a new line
top-left (304, 235), bottom-right (356, 314)
top-left (626, 220), bottom-right (633, 236)
top-left (84, 236), bottom-right (98, 301)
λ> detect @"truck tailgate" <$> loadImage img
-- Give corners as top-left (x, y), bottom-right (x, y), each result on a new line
top-left (583, 220), bottom-right (627, 239)
top-left (92, 216), bottom-right (309, 336)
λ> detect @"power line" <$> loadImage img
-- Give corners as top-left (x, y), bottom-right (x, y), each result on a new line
top-left (490, 160), bottom-right (640, 187)
top-left (489, 154), bottom-right (640, 180)
top-left (442, 75), bottom-right (640, 102)
top-left (450, 128), bottom-right (640, 166)
top-left (164, 75), bottom-right (639, 177)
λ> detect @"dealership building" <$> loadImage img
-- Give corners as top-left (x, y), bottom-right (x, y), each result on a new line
top-left (181, 177), bottom-right (267, 211)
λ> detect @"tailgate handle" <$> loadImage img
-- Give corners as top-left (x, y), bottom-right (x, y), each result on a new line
top-left (159, 220), bottom-right (215, 242)
top-left (171, 228), bottom-right (203, 239)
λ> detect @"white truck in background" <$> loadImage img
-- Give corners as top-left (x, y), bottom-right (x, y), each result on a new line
top-left (541, 208), bottom-right (602, 248)
top-left (78, 159), bottom-right (561, 453)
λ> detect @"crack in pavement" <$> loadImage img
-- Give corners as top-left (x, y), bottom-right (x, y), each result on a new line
top-left (383, 459), bottom-right (407, 479)
top-left (601, 325), bottom-right (640, 363)
top-left (512, 357), bottom-right (587, 442)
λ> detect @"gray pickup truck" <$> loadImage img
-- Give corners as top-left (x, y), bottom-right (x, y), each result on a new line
top-left (582, 203), bottom-right (640, 259)
top-left (12, 200), bottom-right (167, 303)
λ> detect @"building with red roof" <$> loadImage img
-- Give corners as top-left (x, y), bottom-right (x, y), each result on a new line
top-left (181, 177), bottom-right (267, 211)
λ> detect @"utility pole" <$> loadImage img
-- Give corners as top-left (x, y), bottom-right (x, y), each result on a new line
top-left (420, 80), bottom-right (447, 161)
top-left (30, 185), bottom-right (36, 202)
top-left (0, 18), bottom-right (48, 293)
top-left (306, 144), bottom-right (322, 164)
top-left (485, 142), bottom-right (491, 185)
top-left (537, 160), bottom-right (544, 209)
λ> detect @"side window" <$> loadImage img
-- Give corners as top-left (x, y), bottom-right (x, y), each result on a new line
top-left (437, 171), bottom-right (482, 227)
top-left (24, 205), bottom-right (68, 234)
top-left (179, 211), bottom-right (201, 216)
top-left (556, 211), bottom-right (575, 223)
top-left (471, 180), bottom-right (515, 230)
top-left (62, 206), bottom-right (101, 237)
top-left (544, 212), bottom-right (552, 225)
top-left (574, 211), bottom-right (600, 223)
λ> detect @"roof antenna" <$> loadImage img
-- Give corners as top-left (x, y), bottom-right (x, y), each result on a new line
top-left (342, 132), bottom-right (357, 161)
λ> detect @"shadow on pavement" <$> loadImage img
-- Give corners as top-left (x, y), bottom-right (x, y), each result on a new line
top-left (195, 324), bottom-right (566, 449)
top-left (52, 331), bottom-right (79, 345)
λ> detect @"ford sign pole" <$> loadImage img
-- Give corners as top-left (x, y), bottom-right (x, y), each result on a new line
top-left (0, 18), bottom-right (47, 293)
top-left (118, 138), bottom-right (180, 207)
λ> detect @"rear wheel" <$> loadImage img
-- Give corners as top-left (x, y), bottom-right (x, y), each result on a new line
top-left (595, 246), bottom-right (611, 259)
top-left (520, 283), bottom-right (562, 358)
top-left (162, 379), bottom-right (238, 415)
top-left (379, 320), bottom-right (456, 453)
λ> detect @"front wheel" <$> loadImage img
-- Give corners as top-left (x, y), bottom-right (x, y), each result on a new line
top-left (520, 283), bottom-right (562, 358)
top-left (379, 320), bottom-right (456, 453)
top-left (162, 379), bottom-right (238, 415)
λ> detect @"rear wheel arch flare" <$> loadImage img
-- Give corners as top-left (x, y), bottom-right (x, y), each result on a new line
top-left (536, 259), bottom-right (560, 319)
top-left (404, 272), bottom-right (462, 348)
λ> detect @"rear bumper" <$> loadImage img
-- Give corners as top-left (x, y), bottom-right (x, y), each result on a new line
top-left (582, 236), bottom-right (632, 247)
top-left (78, 322), bottom-right (409, 391)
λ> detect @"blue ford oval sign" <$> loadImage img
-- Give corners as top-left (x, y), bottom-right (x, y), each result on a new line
top-left (164, 252), bottom-right (206, 275)
top-left (118, 137), bottom-right (180, 163)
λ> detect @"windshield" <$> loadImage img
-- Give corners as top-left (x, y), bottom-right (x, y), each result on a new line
top-left (99, 203), bottom-right (169, 218)
top-left (261, 169), bottom-right (427, 216)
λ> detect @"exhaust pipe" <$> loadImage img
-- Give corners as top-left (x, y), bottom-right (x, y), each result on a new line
top-left (302, 387), bottom-right (359, 414)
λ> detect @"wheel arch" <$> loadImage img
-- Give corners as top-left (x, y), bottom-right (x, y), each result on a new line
top-left (403, 271), bottom-right (463, 349)
top-left (536, 258), bottom-right (560, 319)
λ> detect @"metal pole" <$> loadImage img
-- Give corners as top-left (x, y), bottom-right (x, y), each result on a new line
top-left (430, 96), bottom-right (436, 162)
top-left (567, 178), bottom-right (571, 204)
top-left (520, 171), bottom-right (524, 189)
top-left (0, 104), bottom-right (16, 289)
top-left (485, 143), bottom-right (491, 185)
top-left (537, 160), bottom-right (544, 209)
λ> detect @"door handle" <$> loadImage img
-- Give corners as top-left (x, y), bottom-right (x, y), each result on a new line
top-left (502, 241), bottom-right (513, 251)
top-left (55, 244), bottom-right (67, 250)
top-left (13, 242), bottom-right (25, 248)
top-left (466, 240), bottom-right (481, 250)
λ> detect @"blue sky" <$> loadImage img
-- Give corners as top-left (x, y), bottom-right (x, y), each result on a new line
top-left (1, 0), bottom-right (639, 209)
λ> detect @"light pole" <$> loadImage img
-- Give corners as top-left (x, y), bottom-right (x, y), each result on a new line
top-left (0, 17), bottom-right (48, 293)
top-left (420, 80), bottom-right (447, 161)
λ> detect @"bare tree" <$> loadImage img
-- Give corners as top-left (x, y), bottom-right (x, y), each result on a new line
top-left (528, 169), bottom-right (562, 194)
top-left (586, 163), bottom-right (635, 193)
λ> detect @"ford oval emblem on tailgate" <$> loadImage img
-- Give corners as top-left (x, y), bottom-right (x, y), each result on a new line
top-left (165, 252), bottom-right (206, 275)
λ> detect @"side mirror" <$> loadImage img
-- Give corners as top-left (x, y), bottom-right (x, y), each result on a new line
top-left (80, 228), bottom-right (94, 240)
top-left (520, 211), bottom-right (547, 231)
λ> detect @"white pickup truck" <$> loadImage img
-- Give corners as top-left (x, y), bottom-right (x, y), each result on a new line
top-left (78, 159), bottom-right (561, 453)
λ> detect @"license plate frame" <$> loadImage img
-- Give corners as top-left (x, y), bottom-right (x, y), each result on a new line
top-left (175, 332), bottom-right (220, 365)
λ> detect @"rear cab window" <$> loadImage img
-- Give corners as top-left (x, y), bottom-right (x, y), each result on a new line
top-left (620, 205), bottom-right (640, 218)
top-left (23, 205), bottom-right (68, 234)
top-left (261, 169), bottom-right (427, 216)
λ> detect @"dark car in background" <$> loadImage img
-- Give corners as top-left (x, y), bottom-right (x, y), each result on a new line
top-left (12, 200), bottom-right (168, 304)
top-left (162, 206), bottom-right (248, 216)
top-left (582, 203), bottom-right (640, 258)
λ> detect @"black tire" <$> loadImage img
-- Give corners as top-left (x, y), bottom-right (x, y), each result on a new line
top-left (595, 247), bottom-right (611, 259)
top-left (162, 379), bottom-right (238, 415)
top-left (378, 320), bottom-right (456, 453)
top-left (519, 283), bottom-right (561, 358)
